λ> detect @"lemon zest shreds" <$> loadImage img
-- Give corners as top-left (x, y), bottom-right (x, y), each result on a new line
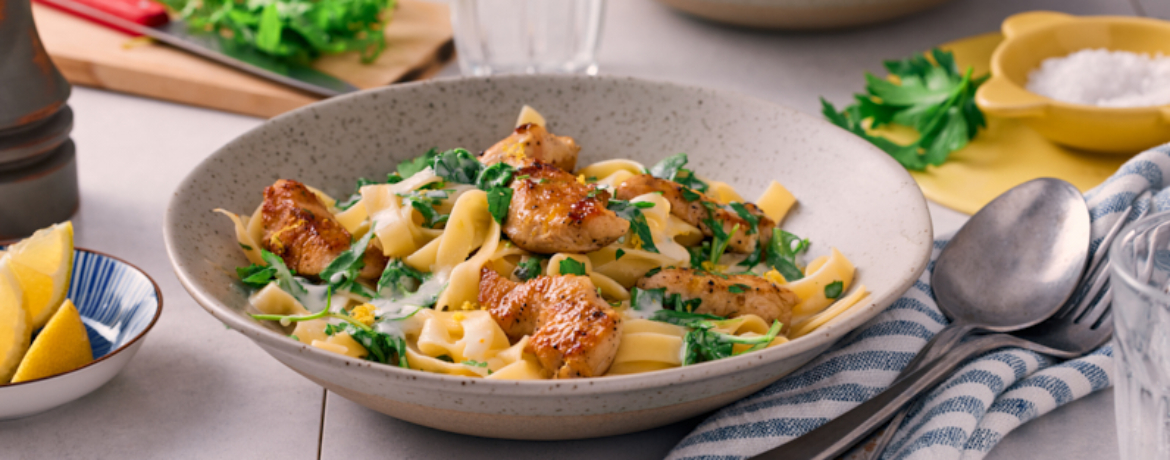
top-left (764, 269), bottom-right (787, 285)
top-left (577, 174), bottom-right (586, 185)
top-left (460, 301), bottom-right (479, 311)
top-left (352, 304), bottom-right (376, 326)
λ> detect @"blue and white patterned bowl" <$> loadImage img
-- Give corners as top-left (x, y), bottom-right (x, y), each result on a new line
top-left (0, 247), bottom-right (162, 420)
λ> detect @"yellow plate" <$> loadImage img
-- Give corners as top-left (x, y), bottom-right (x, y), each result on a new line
top-left (904, 32), bottom-right (1127, 215)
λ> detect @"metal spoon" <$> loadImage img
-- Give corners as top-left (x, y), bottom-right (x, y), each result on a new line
top-left (752, 177), bottom-right (1091, 460)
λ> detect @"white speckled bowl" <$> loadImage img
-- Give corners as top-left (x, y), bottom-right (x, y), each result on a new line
top-left (655, 0), bottom-right (952, 30)
top-left (164, 75), bottom-right (932, 440)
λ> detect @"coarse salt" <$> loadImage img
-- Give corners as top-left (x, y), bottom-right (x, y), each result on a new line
top-left (1025, 48), bottom-right (1170, 108)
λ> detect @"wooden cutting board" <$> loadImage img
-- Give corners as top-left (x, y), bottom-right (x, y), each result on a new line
top-left (31, 0), bottom-right (454, 118)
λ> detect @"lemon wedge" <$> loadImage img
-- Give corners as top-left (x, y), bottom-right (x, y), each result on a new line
top-left (0, 257), bottom-right (31, 383)
top-left (6, 222), bottom-right (73, 331)
top-left (12, 299), bottom-right (92, 383)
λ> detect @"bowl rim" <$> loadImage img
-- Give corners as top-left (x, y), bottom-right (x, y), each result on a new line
top-left (164, 73), bottom-right (933, 396)
top-left (0, 246), bottom-right (164, 389)
top-left (988, 13), bottom-right (1170, 114)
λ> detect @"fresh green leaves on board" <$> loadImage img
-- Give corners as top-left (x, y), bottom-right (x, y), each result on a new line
top-left (156, 0), bottom-right (397, 65)
top-left (821, 49), bottom-right (988, 171)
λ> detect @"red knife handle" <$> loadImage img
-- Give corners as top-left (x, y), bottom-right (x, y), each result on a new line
top-left (34, 0), bottom-right (169, 37)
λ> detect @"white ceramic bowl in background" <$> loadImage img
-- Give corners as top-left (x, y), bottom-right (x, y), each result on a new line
top-left (164, 75), bottom-right (932, 440)
top-left (0, 248), bottom-right (163, 420)
top-left (655, 0), bottom-right (952, 30)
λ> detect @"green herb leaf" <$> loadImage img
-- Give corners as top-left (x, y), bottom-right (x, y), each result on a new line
top-left (650, 309), bottom-right (724, 329)
top-left (436, 354), bottom-right (454, 363)
top-left (432, 148), bottom-right (483, 185)
top-left (377, 259), bottom-right (431, 298)
top-left (825, 280), bottom-right (844, 299)
top-left (821, 49), bottom-right (988, 171)
top-left (648, 153), bottom-right (689, 180)
top-left (765, 228), bottom-right (809, 282)
top-left (729, 283), bottom-right (751, 294)
top-left (461, 360), bottom-right (488, 367)
top-left (319, 226), bottom-right (376, 290)
top-left (681, 188), bottom-right (702, 202)
top-left (254, 2), bottom-right (283, 54)
top-left (728, 203), bottom-right (760, 235)
top-left (513, 256), bottom-right (544, 281)
top-left (615, 249), bottom-right (626, 260)
top-left (607, 200), bottom-right (659, 254)
top-left (398, 148), bottom-right (439, 179)
top-left (486, 187), bottom-right (513, 224)
top-left (559, 258), bottom-right (587, 276)
top-left (476, 162), bottom-right (515, 191)
top-left (236, 263), bottom-right (276, 289)
top-left (399, 189), bottom-right (450, 228)
top-left (239, 243), bottom-right (254, 251)
top-left (259, 249), bottom-right (307, 299)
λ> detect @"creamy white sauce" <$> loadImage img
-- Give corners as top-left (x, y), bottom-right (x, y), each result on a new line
top-left (297, 280), bottom-right (333, 313)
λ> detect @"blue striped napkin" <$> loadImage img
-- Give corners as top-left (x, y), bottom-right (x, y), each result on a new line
top-left (667, 143), bottom-right (1170, 460)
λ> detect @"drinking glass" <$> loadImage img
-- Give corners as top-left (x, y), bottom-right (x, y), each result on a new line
top-left (1111, 210), bottom-right (1170, 459)
top-left (448, 0), bottom-right (606, 76)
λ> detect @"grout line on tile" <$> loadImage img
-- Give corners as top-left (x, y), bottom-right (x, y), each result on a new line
top-left (317, 389), bottom-right (327, 460)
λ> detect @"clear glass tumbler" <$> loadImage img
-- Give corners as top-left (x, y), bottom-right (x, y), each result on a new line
top-left (1111, 210), bottom-right (1170, 459)
top-left (449, 0), bottom-right (606, 76)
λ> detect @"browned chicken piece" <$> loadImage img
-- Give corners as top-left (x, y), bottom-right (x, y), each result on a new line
top-left (479, 268), bottom-right (623, 378)
top-left (260, 179), bottom-right (385, 280)
top-left (504, 162), bottom-right (629, 254)
top-left (616, 174), bottom-right (775, 254)
top-left (637, 268), bottom-right (796, 329)
top-left (479, 123), bottom-right (581, 172)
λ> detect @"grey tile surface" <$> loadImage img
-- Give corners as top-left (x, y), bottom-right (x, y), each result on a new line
top-left (0, 89), bottom-right (324, 459)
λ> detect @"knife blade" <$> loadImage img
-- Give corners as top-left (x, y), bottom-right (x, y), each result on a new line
top-left (35, 0), bottom-right (360, 97)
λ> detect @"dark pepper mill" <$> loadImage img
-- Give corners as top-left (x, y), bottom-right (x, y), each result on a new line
top-left (0, 0), bottom-right (78, 239)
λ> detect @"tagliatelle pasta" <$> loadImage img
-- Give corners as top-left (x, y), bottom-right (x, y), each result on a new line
top-left (222, 106), bottom-right (871, 381)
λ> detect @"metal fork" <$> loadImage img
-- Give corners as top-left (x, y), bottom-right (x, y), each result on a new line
top-left (850, 206), bottom-right (1131, 460)
top-left (752, 239), bottom-right (1118, 460)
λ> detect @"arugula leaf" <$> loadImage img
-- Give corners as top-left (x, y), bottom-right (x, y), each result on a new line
top-left (461, 360), bottom-right (488, 367)
top-left (821, 49), bottom-right (988, 171)
top-left (649, 153), bottom-right (689, 180)
top-left (236, 263), bottom-right (275, 289)
top-left (728, 203), bottom-right (760, 235)
top-left (436, 354), bottom-right (454, 363)
top-left (399, 189), bottom-right (450, 228)
top-left (432, 148), bottom-right (483, 185)
top-left (513, 257), bottom-right (544, 281)
top-left (319, 227), bottom-right (376, 290)
top-left (398, 148), bottom-right (439, 179)
top-left (476, 162), bottom-right (515, 191)
top-left (559, 258), bottom-right (587, 276)
top-left (729, 283), bottom-right (751, 294)
top-left (631, 287), bottom-right (665, 311)
top-left (259, 250), bottom-right (307, 299)
top-left (681, 188), bottom-right (703, 202)
top-left (607, 200), bottom-right (659, 253)
top-left (765, 228), bottom-right (809, 282)
top-left (332, 321), bottom-right (410, 368)
top-left (377, 259), bottom-right (430, 298)
top-left (825, 280), bottom-right (844, 299)
top-left (615, 249), bottom-right (626, 260)
top-left (650, 309), bottom-right (724, 328)
top-left (669, 293), bottom-right (703, 313)
top-left (486, 187), bottom-right (513, 224)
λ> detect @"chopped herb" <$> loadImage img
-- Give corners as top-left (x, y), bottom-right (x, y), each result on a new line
top-left (330, 321), bottom-right (410, 368)
top-left (648, 153), bottom-right (689, 181)
top-left (319, 226), bottom-right (377, 291)
top-left (607, 200), bottom-right (659, 253)
top-left (631, 287), bottom-right (665, 311)
top-left (239, 243), bottom-right (254, 251)
top-left (398, 148), bottom-right (439, 179)
top-left (651, 309), bottom-right (782, 365)
top-left (236, 263), bottom-right (276, 289)
top-left (476, 162), bottom-right (515, 191)
top-left (259, 250), bottom-right (307, 299)
top-left (710, 224), bottom-right (739, 266)
top-left (462, 360), bottom-right (488, 367)
top-left (615, 249), bottom-right (626, 260)
top-left (513, 256), bottom-right (544, 281)
top-left (765, 228), bottom-right (809, 282)
top-left (432, 148), bottom-right (483, 185)
top-left (486, 187), bottom-right (513, 224)
top-left (643, 266), bottom-right (663, 278)
top-left (514, 174), bottom-right (531, 181)
top-left (688, 241), bottom-right (712, 269)
top-left (289, 334), bottom-right (299, 341)
top-left (681, 188), bottom-right (702, 202)
top-left (729, 283), bottom-right (751, 294)
top-left (377, 259), bottom-right (431, 299)
top-left (650, 309), bottom-right (724, 328)
top-left (825, 280), bottom-right (844, 299)
top-left (728, 203), bottom-right (760, 235)
top-left (436, 354), bottom-right (454, 363)
top-left (559, 258), bottom-right (587, 276)
top-left (399, 189), bottom-right (450, 228)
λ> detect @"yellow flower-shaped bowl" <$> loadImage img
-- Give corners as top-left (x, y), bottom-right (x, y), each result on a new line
top-left (976, 11), bottom-right (1170, 154)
